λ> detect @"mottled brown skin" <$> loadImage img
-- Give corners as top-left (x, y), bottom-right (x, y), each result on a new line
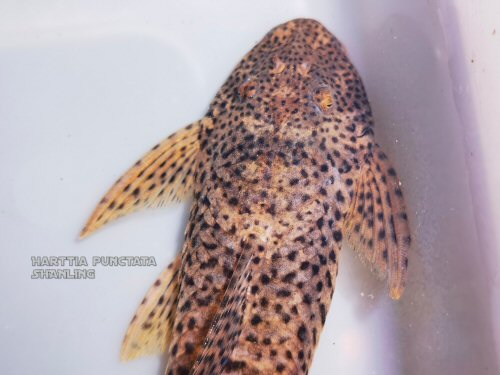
top-left (82, 18), bottom-right (410, 375)
top-left (169, 19), bottom-right (386, 375)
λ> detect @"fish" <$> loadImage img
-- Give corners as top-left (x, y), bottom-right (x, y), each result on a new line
top-left (81, 18), bottom-right (411, 375)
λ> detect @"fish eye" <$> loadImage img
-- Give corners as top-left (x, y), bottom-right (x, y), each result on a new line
top-left (314, 87), bottom-right (334, 113)
top-left (358, 126), bottom-right (374, 137)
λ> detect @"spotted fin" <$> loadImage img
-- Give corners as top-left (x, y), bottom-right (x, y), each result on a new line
top-left (120, 254), bottom-right (181, 361)
top-left (344, 144), bottom-right (411, 299)
top-left (80, 118), bottom-right (209, 238)
top-left (190, 252), bottom-right (253, 374)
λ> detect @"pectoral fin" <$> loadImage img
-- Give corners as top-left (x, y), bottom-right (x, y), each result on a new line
top-left (120, 254), bottom-right (181, 361)
top-left (80, 118), bottom-right (210, 238)
top-left (344, 144), bottom-right (411, 299)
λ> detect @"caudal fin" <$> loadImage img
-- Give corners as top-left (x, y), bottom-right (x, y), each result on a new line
top-left (344, 144), bottom-right (411, 299)
top-left (80, 118), bottom-right (209, 238)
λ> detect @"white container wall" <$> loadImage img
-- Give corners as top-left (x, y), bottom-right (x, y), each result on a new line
top-left (0, 1), bottom-right (498, 374)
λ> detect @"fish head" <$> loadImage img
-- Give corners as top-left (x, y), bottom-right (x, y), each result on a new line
top-left (229, 18), bottom-right (374, 148)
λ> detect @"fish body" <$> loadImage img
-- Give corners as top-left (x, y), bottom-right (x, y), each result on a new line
top-left (82, 19), bottom-right (410, 375)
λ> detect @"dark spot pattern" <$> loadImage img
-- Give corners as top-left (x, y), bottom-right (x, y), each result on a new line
top-left (84, 18), bottom-right (411, 375)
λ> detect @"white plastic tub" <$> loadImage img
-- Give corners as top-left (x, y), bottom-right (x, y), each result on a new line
top-left (0, 1), bottom-right (498, 374)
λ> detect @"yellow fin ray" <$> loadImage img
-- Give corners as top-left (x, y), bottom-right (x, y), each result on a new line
top-left (120, 254), bottom-right (181, 361)
top-left (80, 119), bottom-right (206, 238)
top-left (344, 144), bottom-right (411, 299)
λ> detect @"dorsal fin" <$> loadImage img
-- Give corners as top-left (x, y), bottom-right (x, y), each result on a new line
top-left (344, 144), bottom-right (411, 299)
top-left (191, 253), bottom-right (253, 374)
top-left (80, 118), bottom-right (210, 238)
top-left (120, 254), bottom-right (181, 361)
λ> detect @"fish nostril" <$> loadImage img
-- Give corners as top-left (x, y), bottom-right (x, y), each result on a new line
top-left (270, 57), bottom-right (286, 75)
top-left (238, 80), bottom-right (257, 100)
